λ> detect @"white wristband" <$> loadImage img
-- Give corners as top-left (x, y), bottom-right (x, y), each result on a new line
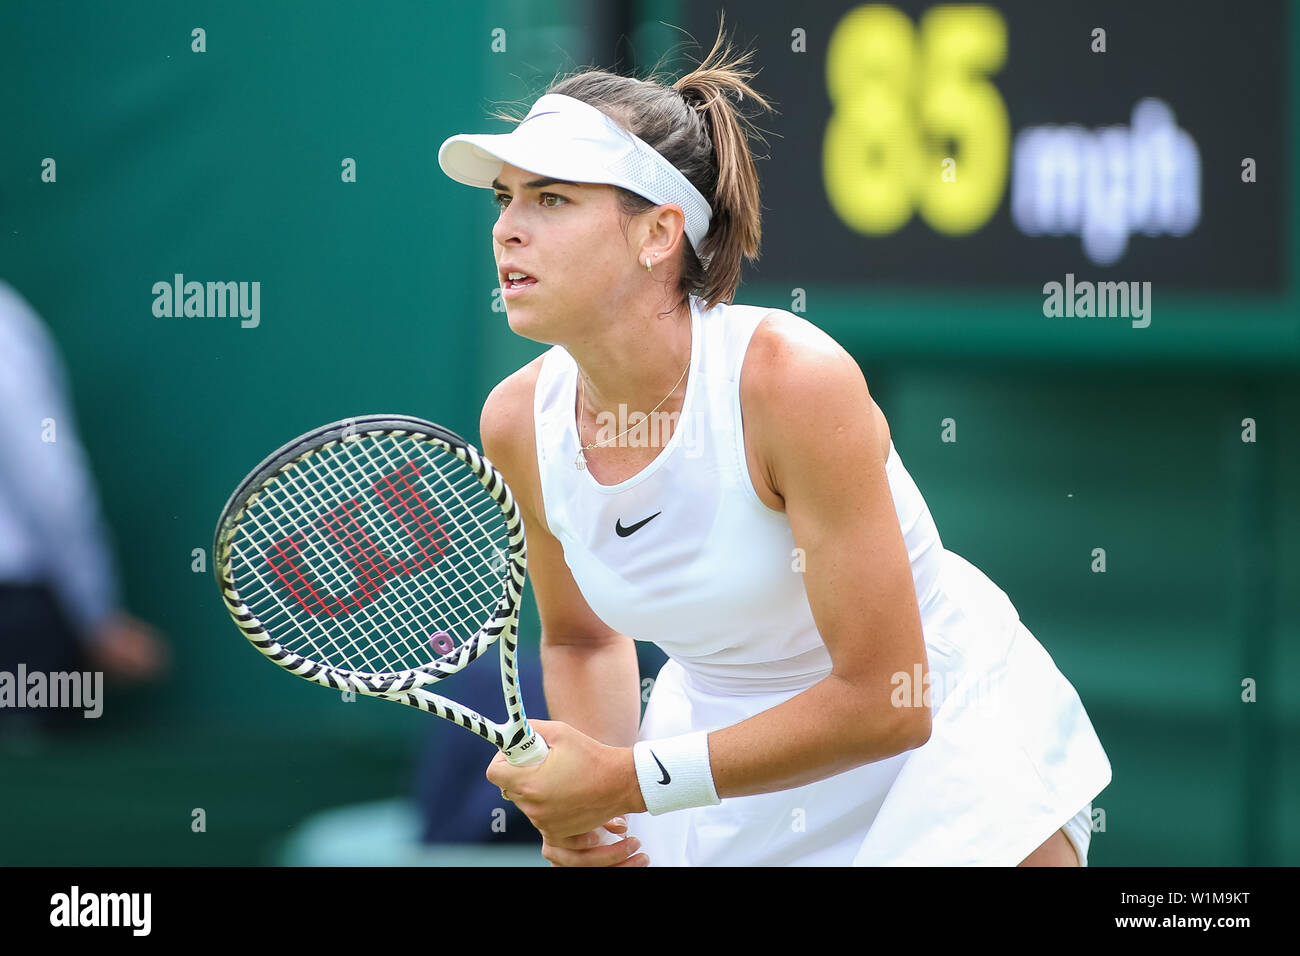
top-left (633, 731), bottom-right (721, 816)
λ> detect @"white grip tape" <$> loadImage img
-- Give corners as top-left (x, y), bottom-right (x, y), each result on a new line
top-left (633, 731), bottom-right (721, 816)
top-left (506, 730), bottom-right (549, 767)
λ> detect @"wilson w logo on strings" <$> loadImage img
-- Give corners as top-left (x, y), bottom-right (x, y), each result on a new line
top-left (261, 459), bottom-right (452, 616)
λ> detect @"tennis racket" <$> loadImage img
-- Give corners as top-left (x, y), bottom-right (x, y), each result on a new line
top-left (213, 414), bottom-right (548, 766)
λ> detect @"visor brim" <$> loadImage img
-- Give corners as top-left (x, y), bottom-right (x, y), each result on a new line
top-left (438, 133), bottom-right (619, 191)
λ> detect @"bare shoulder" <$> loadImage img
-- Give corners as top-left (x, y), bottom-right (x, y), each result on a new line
top-left (743, 310), bottom-right (859, 384)
top-left (479, 353), bottom-right (545, 449)
top-left (479, 353), bottom-right (549, 524)
top-left (743, 312), bottom-right (894, 509)
top-left (743, 308), bottom-right (894, 447)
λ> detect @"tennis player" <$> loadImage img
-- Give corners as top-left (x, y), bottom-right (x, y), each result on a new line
top-left (439, 28), bottom-right (1112, 866)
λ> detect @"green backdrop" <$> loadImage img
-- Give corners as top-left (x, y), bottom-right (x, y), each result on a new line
top-left (0, 0), bottom-right (1294, 865)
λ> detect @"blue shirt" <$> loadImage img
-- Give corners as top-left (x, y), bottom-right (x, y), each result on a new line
top-left (0, 280), bottom-right (120, 639)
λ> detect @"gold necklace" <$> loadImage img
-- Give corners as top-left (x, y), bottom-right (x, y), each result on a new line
top-left (574, 354), bottom-right (691, 471)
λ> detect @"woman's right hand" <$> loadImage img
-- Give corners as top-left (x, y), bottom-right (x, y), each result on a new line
top-left (539, 817), bottom-right (649, 866)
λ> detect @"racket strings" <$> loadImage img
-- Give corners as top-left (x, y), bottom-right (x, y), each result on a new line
top-left (295, 437), bottom-right (502, 663)
top-left (229, 433), bottom-right (511, 675)
top-left (279, 435), bottom-right (505, 657)
top-left (237, 442), bottom-right (500, 673)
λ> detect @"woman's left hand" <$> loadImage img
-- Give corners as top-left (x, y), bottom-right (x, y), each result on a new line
top-left (486, 719), bottom-right (636, 841)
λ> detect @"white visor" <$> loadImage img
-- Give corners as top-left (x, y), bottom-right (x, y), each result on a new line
top-left (438, 93), bottom-right (713, 255)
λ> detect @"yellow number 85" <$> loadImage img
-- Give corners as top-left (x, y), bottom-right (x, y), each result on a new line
top-left (824, 3), bottom-right (1009, 236)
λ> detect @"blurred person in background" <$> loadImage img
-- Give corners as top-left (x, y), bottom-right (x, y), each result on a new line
top-left (0, 280), bottom-right (168, 734)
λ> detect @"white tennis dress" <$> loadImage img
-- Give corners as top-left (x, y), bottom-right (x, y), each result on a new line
top-left (531, 293), bottom-right (1112, 866)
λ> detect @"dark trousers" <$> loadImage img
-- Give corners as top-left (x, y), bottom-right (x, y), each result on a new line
top-left (0, 583), bottom-right (88, 732)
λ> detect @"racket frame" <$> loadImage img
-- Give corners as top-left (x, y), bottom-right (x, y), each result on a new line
top-left (213, 414), bottom-right (547, 766)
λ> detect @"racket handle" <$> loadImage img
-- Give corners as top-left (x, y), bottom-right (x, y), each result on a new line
top-left (505, 728), bottom-right (549, 766)
top-left (505, 734), bottom-right (635, 853)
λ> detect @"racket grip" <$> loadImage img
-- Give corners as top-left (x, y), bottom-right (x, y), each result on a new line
top-left (505, 733), bottom-right (634, 852)
top-left (505, 729), bottom-right (549, 766)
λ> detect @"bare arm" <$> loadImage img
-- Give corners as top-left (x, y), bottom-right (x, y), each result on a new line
top-left (479, 364), bottom-right (641, 748)
top-left (541, 642), bottom-right (640, 748)
top-left (700, 316), bottom-right (932, 798)
top-left (532, 512), bottom-right (640, 747)
top-left (480, 361), bottom-right (650, 865)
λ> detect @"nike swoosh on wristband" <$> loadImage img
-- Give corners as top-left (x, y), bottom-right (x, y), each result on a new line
top-left (615, 512), bottom-right (661, 537)
top-left (649, 750), bottom-right (671, 785)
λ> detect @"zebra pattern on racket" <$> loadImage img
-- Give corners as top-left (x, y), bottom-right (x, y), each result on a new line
top-left (213, 414), bottom-right (548, 764)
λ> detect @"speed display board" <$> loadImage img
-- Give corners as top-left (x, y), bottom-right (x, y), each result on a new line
top-left (682, 1), bottom-right (1288, 293)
